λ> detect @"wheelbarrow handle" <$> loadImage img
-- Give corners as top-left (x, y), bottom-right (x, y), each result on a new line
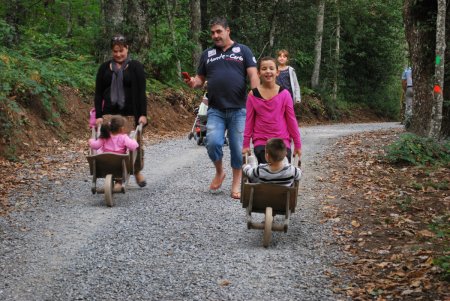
top-left (293, 155), bottom-right (301, 168)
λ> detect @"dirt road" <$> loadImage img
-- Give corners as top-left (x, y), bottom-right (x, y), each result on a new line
top-left (0, 122), bottom-right (403, 301)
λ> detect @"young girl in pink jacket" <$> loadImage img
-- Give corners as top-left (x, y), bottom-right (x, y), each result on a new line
top-left (242, 57), bottom-right (302, 164)
top-left (89, 115), bottom-right (138, 154)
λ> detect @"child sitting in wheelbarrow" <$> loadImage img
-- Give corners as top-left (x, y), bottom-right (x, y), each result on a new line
top-left (89, 115), bottom-right (139, 154)
top-left (243, 138), bottom-right (301, 187)
top-left (89, 115), bottom-right (139, 191)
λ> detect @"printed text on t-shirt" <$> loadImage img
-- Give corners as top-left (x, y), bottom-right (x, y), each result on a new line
top-left (207, 53), bottom-right (244, 64)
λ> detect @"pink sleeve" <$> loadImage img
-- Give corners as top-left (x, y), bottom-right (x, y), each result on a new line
top-left (243, 94), bottom-right (256, 148)
top-left (124, 135), bottom-right (139, 151)
top-left (89, 138), bottom-right (104, 150)
top-left (284, 92), bottom-right (302, 149)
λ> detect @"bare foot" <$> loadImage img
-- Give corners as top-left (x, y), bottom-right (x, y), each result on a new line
top-left (230, 168), bottom-right (241, 199)
top-left (114, 182), bottom-right (123, 192)
top-left (135, 172), bottom-right (147, 187)
top-left (209, 173), bottom-right (226, 191)
top-left (230, 191), bottom-right (241, 199)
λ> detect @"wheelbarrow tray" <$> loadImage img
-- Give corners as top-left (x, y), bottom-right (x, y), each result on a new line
top-left (86, 152), bottom-right (133, 179)
top-left (241, 181), bottom-right (299, 215)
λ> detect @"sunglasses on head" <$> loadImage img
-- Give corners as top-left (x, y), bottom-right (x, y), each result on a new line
top-left (111, 36), bottom-right (126, 43)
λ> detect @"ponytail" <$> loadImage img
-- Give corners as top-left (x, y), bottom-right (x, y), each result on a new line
top-left (99, 115), bottom-right (125, 139)
top-left (99, 122), bottom-right (111, 139)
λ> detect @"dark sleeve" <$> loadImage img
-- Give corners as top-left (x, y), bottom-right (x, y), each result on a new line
top-left (132, 61), bottom-right (147, 117)
top-left (94, 62), bottom-right (109, 119)
top-left (241, 45), bottom-right (257, 69)
top-left (197, 50), bottom-right (208, 77)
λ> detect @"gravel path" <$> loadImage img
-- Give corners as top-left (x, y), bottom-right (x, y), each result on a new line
top-left (0, 122), bottom-right (403, 301)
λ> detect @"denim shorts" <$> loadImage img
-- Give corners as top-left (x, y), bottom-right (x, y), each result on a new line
top-left (206, 107), bottom-right (246, 169)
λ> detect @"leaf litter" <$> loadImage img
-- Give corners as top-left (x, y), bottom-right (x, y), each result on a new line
top-left (320, 128), bottom-right (449, 300)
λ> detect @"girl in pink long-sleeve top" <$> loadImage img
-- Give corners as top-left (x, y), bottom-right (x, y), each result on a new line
top-left (89, 115), bottom-right (139, 154)
top-left (242, 56), bottom-right (302, 164)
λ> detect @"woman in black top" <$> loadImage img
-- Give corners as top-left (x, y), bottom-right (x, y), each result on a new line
top-left (94, 34), bottom-right (148, 187)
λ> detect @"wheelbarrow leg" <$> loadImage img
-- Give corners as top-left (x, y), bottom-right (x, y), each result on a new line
top-left (263, 207), bottom-right (273, 248)
top-left (104, 174), bottom-right (114, 207)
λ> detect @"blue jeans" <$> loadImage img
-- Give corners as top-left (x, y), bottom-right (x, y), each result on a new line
top-left (206, 108), bottom-right (246, 169)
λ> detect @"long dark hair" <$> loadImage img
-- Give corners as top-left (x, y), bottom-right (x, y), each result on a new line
top-left (99, 115), bottom-right (126, 139)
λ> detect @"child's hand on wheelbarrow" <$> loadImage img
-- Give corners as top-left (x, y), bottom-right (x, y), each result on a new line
top-left (138, 116), bottom-right (147, 126)
top-left (242, 147), bottom-right (251, 156)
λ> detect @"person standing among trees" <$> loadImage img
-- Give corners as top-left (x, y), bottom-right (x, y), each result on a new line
top-left (242, 56), bottom-right (302, 165)
top-left (184, 17), bottom-right (259, 199)
top-left (276, 49), bottom-right (302, 104)
top-left (94, 34), bottom-right (148, 187)
top-left (401, 66), bottom-right (413, 128)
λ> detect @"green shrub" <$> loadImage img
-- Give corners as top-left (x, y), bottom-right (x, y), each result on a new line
top-left (430, 215), bottom-right (450, 281)
top-left (384, 133), bottom-right (450, 166)
top-left (433, 255), bottom-right (450, 281)
top-left (0, 19), bottom-right (15, 46)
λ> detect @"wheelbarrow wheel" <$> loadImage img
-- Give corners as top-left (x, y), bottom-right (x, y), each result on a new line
top-left (104, 174), bottom-right (114, 207)
top-left (263, 207), bottom-right (273, 247)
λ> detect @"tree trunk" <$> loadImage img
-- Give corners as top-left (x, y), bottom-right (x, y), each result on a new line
top-left (64, 1), bottom-right (73, 38)
top-left (442, 2), bottom-right (450, 136)
top-left (403, 1), bottom-right (437, 136)
top-left (403, 0), bottom-right (450, 138)
top-left (4, 0), bottom-right (25, 45)
top-left (268, 0), bottom-right (279, 53)
top-left (165, 0), bottom-right (181, 78)
top-left (311, 0), bottom-right (325, 89)
top-left (101, 0), bottom-right (125, 61)
top-left (428, 0), bottom-right (446, 139)
top-left (200, 0), bottom-right (208, 49)
top-left (190, 0), bottom-right (202, 70)
top-left (230, 0), bottom-right (241, 40)
top-left (332, 0), bottom-right (340, 102)
top-left (126, 0), bottom-right (151, 58)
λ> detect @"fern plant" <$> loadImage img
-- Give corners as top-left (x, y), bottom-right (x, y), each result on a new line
top-left (384, 133), bottom-right (450, 166)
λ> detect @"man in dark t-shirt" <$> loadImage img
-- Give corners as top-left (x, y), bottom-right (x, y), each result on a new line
top-left (185, 17), bottom-right (259, 199)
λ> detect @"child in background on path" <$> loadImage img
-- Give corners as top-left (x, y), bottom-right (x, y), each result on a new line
top-left (243, 138), bottom-right (302, 187)
top-left (89, 115), bottom-right (139, 154)
top-left (242, 56), bottom-right (302, 164)
top-left (276, 49), bottom-right (301, 104)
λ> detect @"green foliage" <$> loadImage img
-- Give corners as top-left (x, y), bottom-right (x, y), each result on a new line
top-left (0, 0), bottom-right (415, 151)
top-left (395, 196), bottom-right (414, 212)
top-left (144, 1), bottom-right (194, 83)
top-left (0, 27), bottom-right (97, 148)
top-left (429, 215), bottom-right (450, 239)
top-left (385, 133), bottom-right (450, 166)
top-left (429, 215), bottom-right (450, 281)
top-left (0, 18), bottom-right (14, 45)
top-left (338, 0), bottom-right (404, 118)
top-left (433, 255), bottom-right (450, 281)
